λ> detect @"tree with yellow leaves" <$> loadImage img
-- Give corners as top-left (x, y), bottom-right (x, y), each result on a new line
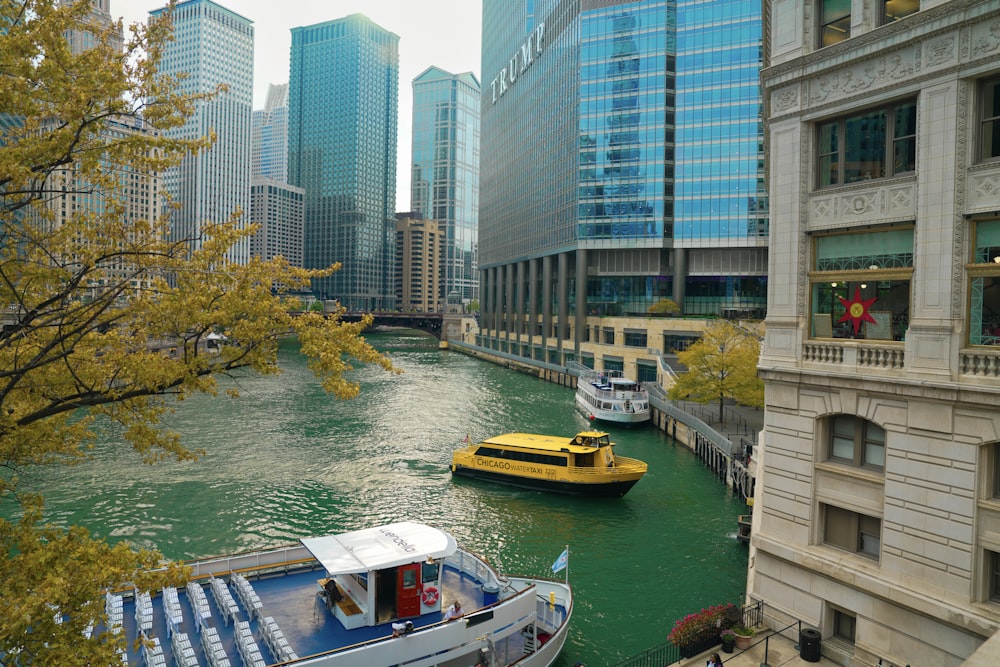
top-left (667, 320), bottom-right (763, 425)
top-left (0, 1), bottom-right (395, 662)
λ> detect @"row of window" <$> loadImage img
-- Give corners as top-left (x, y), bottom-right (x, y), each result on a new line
top-left (809, 221), bottom-right (1000, 347)
top-left (816, 78), bottom-right (999, 191)
top-left (824, 415), bottom-right (1000, 607)
top-left (819, 0), bottom-right (920, 48)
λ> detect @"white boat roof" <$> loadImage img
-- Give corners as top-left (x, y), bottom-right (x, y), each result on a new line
top-left (300, 522), bottom-right (458, 575)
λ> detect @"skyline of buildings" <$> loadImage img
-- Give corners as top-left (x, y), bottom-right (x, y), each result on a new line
top-left (287, 13), bottom-right (400, 311)
top-left (150, 0), bottom-right (254, 266)
top-left (410, 66), bottom-right (481, 304)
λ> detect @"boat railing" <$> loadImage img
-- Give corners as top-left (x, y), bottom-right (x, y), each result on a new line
top-left (568, 456), bottom-right (647, 476)
top-left (444, 548), bottom-right (504, 592)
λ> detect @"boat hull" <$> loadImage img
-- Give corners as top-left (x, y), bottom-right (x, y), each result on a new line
top-left (576, 394), bottom-right (650, 425)
top-left (451, 464), bottom-right (641, 497)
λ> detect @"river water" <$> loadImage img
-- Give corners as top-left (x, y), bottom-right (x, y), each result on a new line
top-left (19, 331), bottom-right (748, 666)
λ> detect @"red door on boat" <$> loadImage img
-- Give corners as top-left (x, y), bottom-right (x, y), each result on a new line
top-left (397, 563), bottom-right (421, 618)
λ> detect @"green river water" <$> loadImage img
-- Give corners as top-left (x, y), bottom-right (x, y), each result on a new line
top-left (17, 331), bottom-right (748, 666)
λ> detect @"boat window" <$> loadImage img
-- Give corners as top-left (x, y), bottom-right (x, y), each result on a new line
top-left (599, 435), bottom-right (610, 446)
top-left (473, 446), bottom-right (568, 467)
top-left (402, 568), bottom-right (417, 589)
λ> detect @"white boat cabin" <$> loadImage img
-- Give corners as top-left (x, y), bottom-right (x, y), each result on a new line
top-left (301, 522), bottom-right (458, 630)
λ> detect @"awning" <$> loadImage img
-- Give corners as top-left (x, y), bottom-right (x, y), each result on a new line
top-left (300, 522), bottom-right (458, 575)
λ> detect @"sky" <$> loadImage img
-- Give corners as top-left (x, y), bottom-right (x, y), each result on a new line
top-left (116, 0), bottom-right (483, 209)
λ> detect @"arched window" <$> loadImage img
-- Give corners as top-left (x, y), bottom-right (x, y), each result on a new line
top-left (827, 414), bottom-right (885, 471)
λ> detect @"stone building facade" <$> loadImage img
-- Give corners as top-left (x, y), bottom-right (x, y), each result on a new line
top-left (751, 1), bottom-right (1000, 665)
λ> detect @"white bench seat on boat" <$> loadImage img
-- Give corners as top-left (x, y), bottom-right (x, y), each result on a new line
top-left (134, 589), bottom-right (153, 634)
top-left (209, 577), bottom-right (240, 627)
top-left (230, 573), bottom-right (263, 622)
top-left (185, 581), bottom-right (212, 632)
top-left (258, 616), bottom-right (298, 663)
top-left (161, 586), bottom-right (183, 638)
top-left (234, 620), bottom-right (266, 667)
top-left (200, 627), bottom-right (231, 667)
top-left (170, 631), bottom-right (199, 667)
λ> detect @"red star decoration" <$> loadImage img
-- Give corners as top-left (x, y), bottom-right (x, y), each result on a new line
top-left (837, 286), bottom-right (878, 335)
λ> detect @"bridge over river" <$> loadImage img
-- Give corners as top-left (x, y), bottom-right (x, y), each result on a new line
top-left (336, 311), bottom-right (444, 338)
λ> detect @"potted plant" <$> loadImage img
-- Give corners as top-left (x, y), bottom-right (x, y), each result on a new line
top-left (732, 624), bottom-right (755, 650)
top-left (720, 629), bottom-right (736, 653)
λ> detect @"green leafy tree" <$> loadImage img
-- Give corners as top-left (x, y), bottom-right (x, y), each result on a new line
top-left (648, 297), bottom-right (679, 315)
top-left (668, 320), bottom-right (763, 424)
top-left (467, 298), bottom-right (480, 313)
top-left (0, 1), bottom-right (396, 662)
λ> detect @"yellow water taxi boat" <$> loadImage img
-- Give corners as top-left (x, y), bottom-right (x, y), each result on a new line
top-left (450, 430), bottom-right (647, 497)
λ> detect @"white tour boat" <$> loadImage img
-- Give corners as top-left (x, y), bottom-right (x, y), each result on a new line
top-left (89, 522), bottom-right (572, 667)
top-left (576, 370), bottom-right (651, 426)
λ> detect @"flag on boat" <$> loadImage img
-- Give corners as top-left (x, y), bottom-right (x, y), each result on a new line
top-left (462, 434), bottom-right (470, 444)
top-left (551, 548), bottom-right (569, 574)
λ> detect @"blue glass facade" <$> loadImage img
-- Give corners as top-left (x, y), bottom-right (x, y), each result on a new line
top-left (675, 0), bottom-right (767, 245)
top-left (411, 67), bottom-right (481, 303)
top-left (288, 14), bottom-right (399, 310)
top-left (478, 0), bottom-right (767, 353)
top-left (578, 1), bottom-right (673, 245)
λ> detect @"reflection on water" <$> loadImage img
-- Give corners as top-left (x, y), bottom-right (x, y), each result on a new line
top-left (18, 332), bottom-right (748, 665)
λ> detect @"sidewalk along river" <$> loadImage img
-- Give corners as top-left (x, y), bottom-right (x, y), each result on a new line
top-left (16, 331), bottom-right (748, 666)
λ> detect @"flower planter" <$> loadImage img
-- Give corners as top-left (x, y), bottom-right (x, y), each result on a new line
top-left (722, 639), bottom-right (735, 653)
top-left (734, 634), bottom-right (752, 650)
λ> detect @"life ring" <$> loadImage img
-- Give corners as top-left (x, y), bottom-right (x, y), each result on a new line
top-left (422, 586), bottom-right (439, 606)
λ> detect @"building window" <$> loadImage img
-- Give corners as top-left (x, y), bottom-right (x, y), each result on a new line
top-left (988, 551), bottom-right (1000, 603)
top-left (824, 504), bottom-right (881, 559)
top-left (810, 228), bottom-right (912, 341)
top-left (880, 0), bottom-right (919, 25)
top-left (819, 0), bottom-right (851, 47)
top-left (817, 100), bottom-right (916, 188)
top-left (967, 219), bottom-right (1000, 346)
top-left (624, 329), bottom-right (647, 347)
top-left (981, 77), bottom-right (1000, 163)
top-left (832, 608), bottom-right (857, 643)
top-left (829, 414), bottom-right (885, 470)
top-left (602, 327), bottom-right (615, 345)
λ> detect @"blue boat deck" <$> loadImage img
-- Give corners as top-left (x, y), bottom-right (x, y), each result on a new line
top-left (112, 564), bottom-right (492, 666)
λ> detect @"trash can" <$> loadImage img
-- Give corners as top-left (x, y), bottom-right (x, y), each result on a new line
top-left (482, 582), bottom-right (500, 606)
top-left (799, 627), bottom-right (821, 662)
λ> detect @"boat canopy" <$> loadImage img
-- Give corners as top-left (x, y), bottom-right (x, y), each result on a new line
top-left (300, 522), bottom-right (458, 575)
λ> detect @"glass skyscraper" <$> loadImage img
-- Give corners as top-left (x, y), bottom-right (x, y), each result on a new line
top-left (411, 67), bottom-right (481, 304)
top-left (478, 0), bottom-right (767, 359)
top-left (288, 14), bottom-right (399, 310)
top-left (675, 0), bottom-right (767, 316)
top-left (252, 83), bottom-right (289, 182)
top-left (149, 0), bottom-right (254, 265)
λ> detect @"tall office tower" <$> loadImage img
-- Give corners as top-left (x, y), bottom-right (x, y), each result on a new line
top-left (61, 0), bottom-right (122, 55)
top-left (249, 177), bottom-right (304, 266)
top-left (37, 117), bottom-right (163, 297)
top-left (411, 67), bottom-right (481, 304)
top-left (252, 83), bottom-right (289, 181)
top-left (674, 0), bottom-right (767, 317)
top-left (288, 14), bottom-right (399, 311)
top-left (149, 0), bottom-right (254, 265)
top-left (753, 2), bottom-right (1000, 665)
top-left (478, 0), bottom-right (766, 368)
top-left (394, 213), bottom-right (442, 313)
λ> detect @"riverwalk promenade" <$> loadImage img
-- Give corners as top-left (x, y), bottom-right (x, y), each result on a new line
top-left (679, 629), bottom-right (839, 667)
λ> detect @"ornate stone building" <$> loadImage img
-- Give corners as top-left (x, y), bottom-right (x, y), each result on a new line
top-left (751, 1), bottom-right (1000, 665)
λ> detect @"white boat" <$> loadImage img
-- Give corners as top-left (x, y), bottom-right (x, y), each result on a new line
top-left (576, 370), bottom-right (650, 426)
top-left (92, 522), bottom-right (572, 667)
